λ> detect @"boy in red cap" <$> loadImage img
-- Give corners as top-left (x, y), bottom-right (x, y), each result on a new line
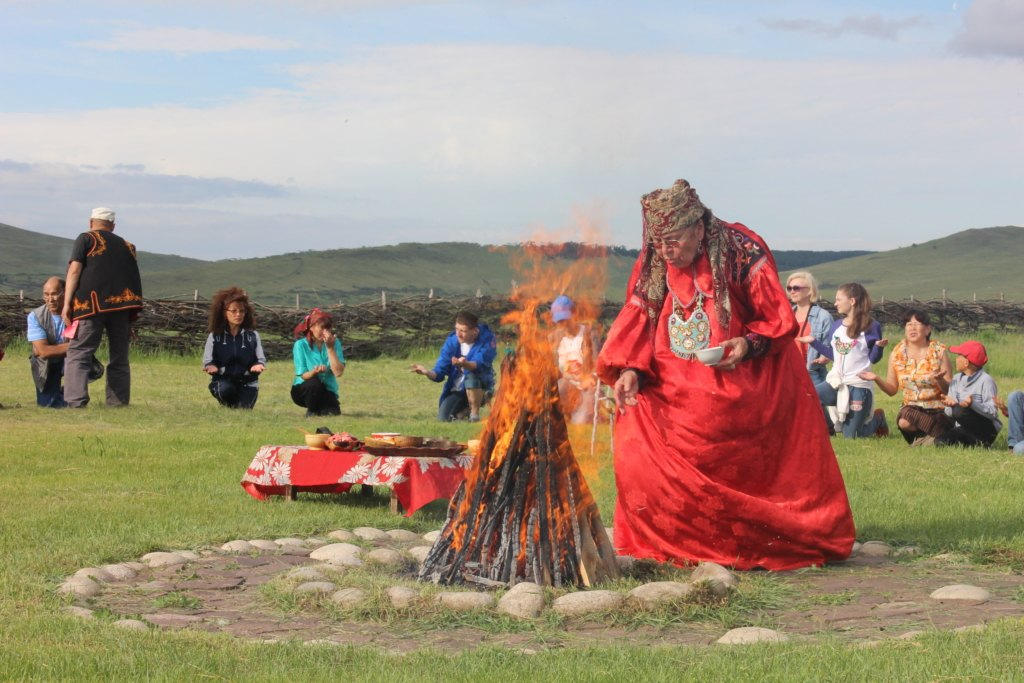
top-left (937, 340), bottom-right (1001, 447)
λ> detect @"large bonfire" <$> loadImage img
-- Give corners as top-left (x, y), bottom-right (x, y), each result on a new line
top-left (419, 240), bottom-right (620, 588)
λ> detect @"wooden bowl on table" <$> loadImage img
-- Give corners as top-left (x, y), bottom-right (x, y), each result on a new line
top-left (304, 433), bottom-right (330, 450)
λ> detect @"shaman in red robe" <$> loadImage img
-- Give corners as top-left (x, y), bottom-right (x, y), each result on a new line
top-left (597, 197), bottom-right (855, 571)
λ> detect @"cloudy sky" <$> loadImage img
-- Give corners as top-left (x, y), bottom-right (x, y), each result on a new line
top-left (1, 0), bottom-right (1021, 258)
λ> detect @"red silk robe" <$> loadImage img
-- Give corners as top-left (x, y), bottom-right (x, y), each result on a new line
top-left (596, 222), bottom-right (855, 570)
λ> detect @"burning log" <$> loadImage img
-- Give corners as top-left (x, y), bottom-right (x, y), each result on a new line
top-left (419, 352), bottom-right (620, 588)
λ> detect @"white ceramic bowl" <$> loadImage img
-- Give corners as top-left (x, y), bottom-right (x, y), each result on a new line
top-left (694, 346), bottom-right (725, 365)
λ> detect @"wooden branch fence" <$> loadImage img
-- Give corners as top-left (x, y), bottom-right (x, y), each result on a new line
top-left (1, 294), bottom-right (1021, 360)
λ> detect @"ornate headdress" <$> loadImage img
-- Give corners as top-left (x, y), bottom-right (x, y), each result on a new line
top-left (631, 179), bottom-right (732, 328)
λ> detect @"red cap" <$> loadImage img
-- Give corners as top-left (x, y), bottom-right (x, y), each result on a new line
top-left (949, 340), bottom-right (988, 367)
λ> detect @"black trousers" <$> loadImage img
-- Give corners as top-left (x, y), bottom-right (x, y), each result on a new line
top-left (937, 405), bottom-right (998, 447)
top-left (290, 377), bottom-right (340, 416)
top-left (209, 378), bottom-right (259, 409)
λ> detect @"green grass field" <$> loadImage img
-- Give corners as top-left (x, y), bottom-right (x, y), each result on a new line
top-left (1, 329), bottom-right (1023, 680)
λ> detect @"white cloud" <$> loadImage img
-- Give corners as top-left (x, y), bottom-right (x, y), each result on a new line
top-left (950, 0), bottom-right (1024, 58)
top-left (78, 26), bottom-right (298, 54)
top-left (0, 44), bottom-right (1020, 254)
top-left (760, 14), bottom-right (929, 41)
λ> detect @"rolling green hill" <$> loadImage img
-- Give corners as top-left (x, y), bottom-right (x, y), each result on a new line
top-left (0, 222), bottom-right (203, 293)
top-left (782, 226), bottom-right (1024, 302)
top-left (2, 221), bottom-right (870, 305)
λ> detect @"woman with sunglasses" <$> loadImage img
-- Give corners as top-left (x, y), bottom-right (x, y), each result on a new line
top-left (786, 271), bottom-right (833, 385)
top-left (291, 308), bottom-right (345, 417)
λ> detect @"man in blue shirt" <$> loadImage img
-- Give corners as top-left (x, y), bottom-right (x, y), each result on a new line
top-left (411, 311), bottom-right (497, 422)
top-left (27, 277), bottom-right (70, 407)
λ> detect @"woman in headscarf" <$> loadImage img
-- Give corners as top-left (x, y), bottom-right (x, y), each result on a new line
top-left (596, 179), bottom-right (855, 571)
top-left (291, 308), bottom-right (345, 417)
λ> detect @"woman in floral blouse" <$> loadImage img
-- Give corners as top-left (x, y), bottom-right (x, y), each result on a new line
top-left (859, 309), bottom-right (952, 445)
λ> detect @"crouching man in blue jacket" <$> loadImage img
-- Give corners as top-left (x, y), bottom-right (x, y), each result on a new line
top-left (411, 310), bottom-right (496, 422)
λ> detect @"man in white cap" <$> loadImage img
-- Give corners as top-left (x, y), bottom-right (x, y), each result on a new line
top-left (61, 207), bottom-right (143, 407)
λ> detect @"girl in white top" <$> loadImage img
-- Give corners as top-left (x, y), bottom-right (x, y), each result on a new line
top-left (800, 282), bottom-right (889, 438)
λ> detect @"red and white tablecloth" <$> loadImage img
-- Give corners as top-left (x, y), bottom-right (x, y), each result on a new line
top-left (241, 445), bottom-right (473, 516)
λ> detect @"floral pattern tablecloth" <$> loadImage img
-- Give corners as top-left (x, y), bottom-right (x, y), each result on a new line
top-left (241, 445), bottom-right (473, 516)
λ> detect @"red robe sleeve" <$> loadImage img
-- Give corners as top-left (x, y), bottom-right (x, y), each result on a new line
top-left (596, 255), bottom-right (656, 386)
top-left (737, 257), bottom-right (798, 356)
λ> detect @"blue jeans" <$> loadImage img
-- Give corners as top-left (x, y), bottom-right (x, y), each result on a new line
top-left (35, 364), bottom-right (66, 408)
top-left (815, 382), bottom-right (882, 438)
top-left (438, 371), bottom-right (486, 421)
top-left (1007, 391), bottom-right (1024, 455)
top-left (808, 364), bottom-right (827, 385)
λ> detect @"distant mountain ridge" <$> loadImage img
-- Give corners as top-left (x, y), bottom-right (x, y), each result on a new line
top-left (1, 222), bottom-right (873, 304)
top-left (10, 222), bottom-right (1022, 303)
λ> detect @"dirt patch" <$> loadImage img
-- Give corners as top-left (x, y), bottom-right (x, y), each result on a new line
top-left (87, 550), bottom-right (1024, 652)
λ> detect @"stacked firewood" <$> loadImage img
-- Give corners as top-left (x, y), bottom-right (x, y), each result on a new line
top-left (418, 354), bottom-right (619, 588)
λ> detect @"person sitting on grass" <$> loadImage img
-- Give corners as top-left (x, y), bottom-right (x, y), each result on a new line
top-left (291, 308), bottom-right (345, 417)
top-left (410, 310), bottom-right (496, 422)
top-left (802, 282), bottom-right (889, 439)
top-left (858, 309), bottom-right (952, 446)
top-left (997, 393), bottom-right (1024, 455)
top-left (936, 341), bottom-right (1001, 448)
top-left (202, 287), bottom-right (266, 409)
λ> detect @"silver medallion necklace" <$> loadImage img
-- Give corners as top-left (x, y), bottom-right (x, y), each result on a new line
top-left (667, 264), bottom-right (712, 359)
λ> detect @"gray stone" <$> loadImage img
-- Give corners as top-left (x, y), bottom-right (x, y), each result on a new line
top-left (851, 541), bottom-right (862, 555)
top-left (387, 586), bottom-right (419, 608)
top-left (124, 562), bottom-right (146, 572)
top-left (73, 567), bottom-right (113, 583)
top-left (327, 529), bottom-right (356, 542)
top-left (422, 530), bottom-right (441, 543)
top-left (279, 545), bottom-right (311, 557)
top-left (690, 562), bottom-right (738, 596)
top-left (352, 527), bottom-right (388, 541)
top-left (294, 581), bottom-right (337, 595)
top-left (64, 605), bottom-right (95, 619)
top-left (221, 540), bottom-right (255, 553)
top-left (113, 618), bottom-right (149, 631)
top-left (174, 550), bottom-right (201, 561)
top-left (858, 541), bottom-right (892, 558)
top-left (330, 587), bottom-right (368, 608)
top-left (894, 545), bottom-right (921, 557)
top-left (274, 537), bottom-right (307, 547)
top-left (716, 627), bottom-right (789, 645)
top-left (930, 584), bottom-right (992, 602)
top-left (58, 577), bottom-right (100, 598)
top-left (248, 539), bottom-right (280, 551)
top-left (306, 537), bottom-right (329, 547)
top-left (615, 555), bottom-right (635, 573)
top-left (365, 548), bottom-right (405, 567)
top-left (386, 529), bottom-right (421, 543)
top-left (552, 590), bottom-right (623, 616)
top-left (628, 581), bottom-right (694, 607)
top-left (408, 546), bottom-right (432, 563)
top-left (309, 543), bottom-right (363, 567)
top-left (144, 613), bottom-right (202, 628)
top-left (497, 582), bottom-right (545, 619)
top-left (286, 567), bottom-right (327, 582)
top-left (142, 552), bottom-right (187, 568)
top-left (438, 591), bottom-right (496, 611)
top-left (99, 564), bottom-right (137, 581)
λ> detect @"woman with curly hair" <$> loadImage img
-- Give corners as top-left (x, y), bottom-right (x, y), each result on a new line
top-left (203, 287), bottom-right (266, 409)
top-left (291, 308), bottom-right (345, 416)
